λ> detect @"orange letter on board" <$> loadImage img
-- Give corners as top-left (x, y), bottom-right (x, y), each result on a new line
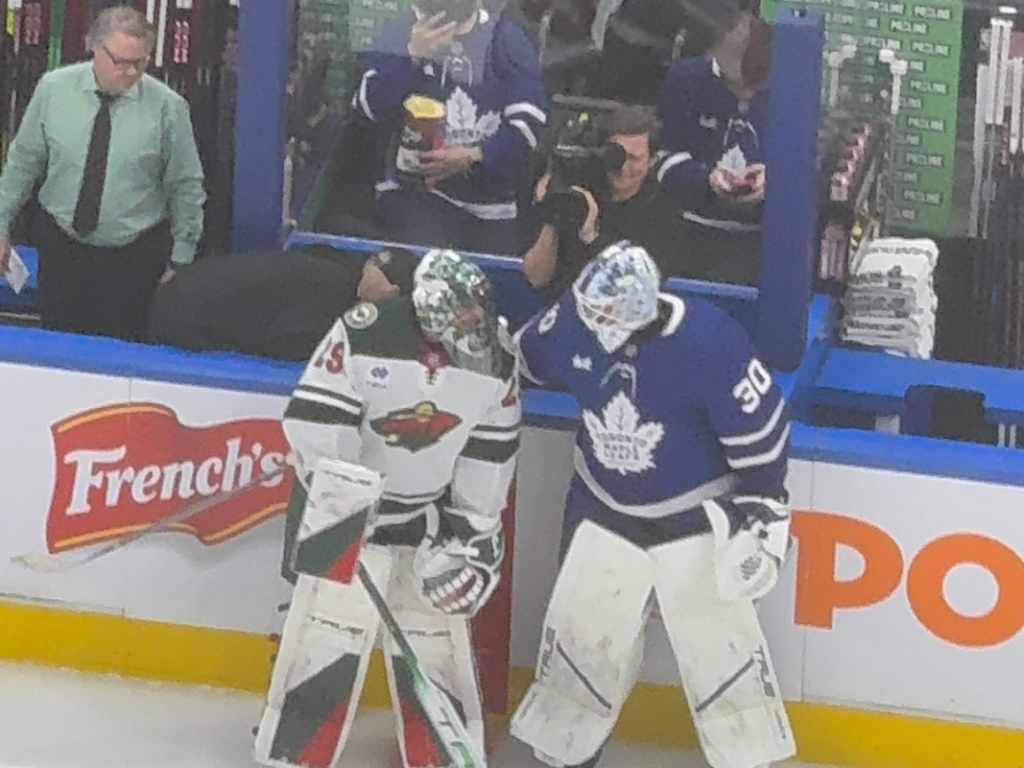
top-left (907, 534), bottom-right (1024, 648)
top-left (792, 511), bottom-right (904, 629)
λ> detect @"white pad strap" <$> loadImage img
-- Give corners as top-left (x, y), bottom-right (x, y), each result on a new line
top-left (511, 521), bottom-right (655, 766)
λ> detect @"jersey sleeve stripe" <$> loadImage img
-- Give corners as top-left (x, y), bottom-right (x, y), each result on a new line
top-left (470, 423), bottom-right (520, 437)
top-left (720, 400), bottom-right (786, 447)
top-left (355, 69), bottom-right (377, 121)
top-left (725, 423), bottom-right (790, 470)
top-left (284, 398), bottom-right (362, 428)
top-left (461, 435), bottom-right (521, 463)
top-left (293, 385), bottom-right (363, 414)
top-left (656, 151), bottom-right (693, 182)
top-left (503, 101), bottom-right (546, 123)
top-left (510, 118), bottom-right (538, 149)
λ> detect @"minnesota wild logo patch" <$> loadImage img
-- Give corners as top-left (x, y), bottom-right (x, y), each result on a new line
top-left (370, 401), bottom-right (462, 452)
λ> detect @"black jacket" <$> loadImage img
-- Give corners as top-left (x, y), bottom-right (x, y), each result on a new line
top-left (148, 246), bottom-right (366, 361)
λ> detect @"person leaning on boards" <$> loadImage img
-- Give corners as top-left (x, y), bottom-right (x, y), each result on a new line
top-left (0, 6), bottom-right (205, 342)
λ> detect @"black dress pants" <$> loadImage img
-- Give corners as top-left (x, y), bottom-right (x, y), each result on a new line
top-left (33, 209), bottom-right (172, 342)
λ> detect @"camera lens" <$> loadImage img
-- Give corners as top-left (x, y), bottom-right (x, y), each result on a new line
top-left (603, 143), bottom-right (627, 173)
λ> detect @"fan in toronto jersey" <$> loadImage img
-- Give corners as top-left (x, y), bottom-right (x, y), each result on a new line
top-left (253, 249), bottom-right (520, 768)
top-left (509, 240), bottom-right (796, 768)
top-left (353, 0), bottom-right (547, 254)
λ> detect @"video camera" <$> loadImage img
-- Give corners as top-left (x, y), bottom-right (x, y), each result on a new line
top-left (540, 111), bottom-right (626, 230)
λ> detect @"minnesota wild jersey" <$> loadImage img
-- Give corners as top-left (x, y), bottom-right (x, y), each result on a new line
top-left (281, 296), bottom-right (520, 565)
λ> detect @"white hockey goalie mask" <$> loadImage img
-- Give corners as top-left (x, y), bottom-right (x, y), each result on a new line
top-left (413, 249), bottom-right (504, 377)
top-left (572, 241), bottom-right (661, 353)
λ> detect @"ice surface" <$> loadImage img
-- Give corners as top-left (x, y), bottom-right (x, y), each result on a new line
top-left (0, 661), bottom-right (839, 768)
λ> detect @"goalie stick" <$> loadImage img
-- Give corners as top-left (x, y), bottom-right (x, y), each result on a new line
top-left (11, 461), bottom-right (289, 573)
top-left (356, 562), bottom-right (487, 768)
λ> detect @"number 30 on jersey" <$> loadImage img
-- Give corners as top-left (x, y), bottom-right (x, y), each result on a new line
top-left (732, 358), bottom-right (772, 414)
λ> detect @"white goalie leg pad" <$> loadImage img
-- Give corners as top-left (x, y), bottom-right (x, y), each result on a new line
top-left (384, 548), bottom-right (486, 768)
top-left (650, 534), bottom-right (795, 768)
top-left (290, 459), bottom-right (383, 584)
top-left (510, 521), bottom-right (655, 767)
top-left (254, 545), bottom-right (393, 768)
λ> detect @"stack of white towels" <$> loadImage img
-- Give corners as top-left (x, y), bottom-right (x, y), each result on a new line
top-left (840, 237), bottom-right (940, 359)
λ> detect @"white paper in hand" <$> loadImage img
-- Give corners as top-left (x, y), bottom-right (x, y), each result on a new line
top-left (4, 247), bottom-right (28, 294)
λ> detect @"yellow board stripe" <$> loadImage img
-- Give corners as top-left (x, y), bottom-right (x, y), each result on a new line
top-left (503, 665), bottom-right (1024, 768)
top-left (2, 600), bottom-right (1023, 768)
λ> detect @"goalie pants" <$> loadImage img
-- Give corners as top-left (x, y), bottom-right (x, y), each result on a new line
top-left (511, 519), bottom-right (795, 768)
top-left (255, 545), bottom-right (484, 768)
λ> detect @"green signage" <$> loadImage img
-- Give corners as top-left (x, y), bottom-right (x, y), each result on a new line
top-left (763, 0), bottom-right (963, 235)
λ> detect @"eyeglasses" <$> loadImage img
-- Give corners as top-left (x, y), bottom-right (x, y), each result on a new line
top-left (102, 44), bottom-right (149, 72)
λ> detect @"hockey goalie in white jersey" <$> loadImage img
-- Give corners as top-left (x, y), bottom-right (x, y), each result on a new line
top-left (511, 242), bottom-right (796, 768)
top-left (254, 250), bottom-right (520, 768)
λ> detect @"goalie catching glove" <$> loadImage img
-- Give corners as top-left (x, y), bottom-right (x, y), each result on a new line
top-left (703, 495), bottom-right (791, 603)
top-left (414, 523), bottom-right (504, 617)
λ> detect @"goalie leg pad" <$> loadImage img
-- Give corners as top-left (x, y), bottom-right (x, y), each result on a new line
top-left (510, 521), bottom-right (655, 767)
top-left (254, 546), bottom-right (393, 768)
top-left (290, 459), bottom-right (383, 584)
top-left (649, 534), bottom-right (795, 768)
top-left (385, 548), bottom-right (486, 768)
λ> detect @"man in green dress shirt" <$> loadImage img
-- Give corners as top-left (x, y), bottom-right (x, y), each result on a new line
top-left (0, 6), bottom-right (205, 342)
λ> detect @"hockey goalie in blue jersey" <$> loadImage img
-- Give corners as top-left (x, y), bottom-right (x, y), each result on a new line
top-left (510, 242), bottom-right (796, 768)
top-left (354, 0), bottom-right (547, 254)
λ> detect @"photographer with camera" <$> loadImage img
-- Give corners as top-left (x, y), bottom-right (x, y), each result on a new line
top-left (656, 1), bottom-right (770, 285)
top-left (522, 104), bottom-right (693, 301)
top-left (353, 0), bottom-right (547, 255)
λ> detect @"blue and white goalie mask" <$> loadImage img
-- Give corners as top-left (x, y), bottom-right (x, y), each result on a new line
top-left (572, 242), bottom-right (661, 353)
top-left (413, 249), bottom-right (504, 376)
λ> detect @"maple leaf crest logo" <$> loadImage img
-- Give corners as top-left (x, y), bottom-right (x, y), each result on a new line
top-left (445, 87), bottom-right (501, 147)
top-left (582, 392), bottom-right (665, 476)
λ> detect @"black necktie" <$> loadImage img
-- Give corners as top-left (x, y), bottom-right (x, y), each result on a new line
top-left (72, 92), bottom-right (117, 238)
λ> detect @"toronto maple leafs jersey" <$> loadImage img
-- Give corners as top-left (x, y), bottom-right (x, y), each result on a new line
top-left (282, 296), bottom-right (520, 549)
top-left (656, 56), bottom-right (768, 231)
top-left (355, 11), bottom-right (547, 221)
top-left (515, 292), bottom-right (789, 543)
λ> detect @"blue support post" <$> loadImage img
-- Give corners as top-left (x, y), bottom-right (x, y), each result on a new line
top-left (757, 10), bottom-right (824, 372)
top-left (231, 0), bottom-right (293, 253)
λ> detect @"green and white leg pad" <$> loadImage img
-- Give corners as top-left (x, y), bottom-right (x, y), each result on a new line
top-left (254, 546), bottom-right (393, 768)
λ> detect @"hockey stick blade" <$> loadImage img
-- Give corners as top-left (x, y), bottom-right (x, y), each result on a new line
top-left (357, 564), bottom-right (486, 768)
top-left (11, 463), bottom-right (289, 574)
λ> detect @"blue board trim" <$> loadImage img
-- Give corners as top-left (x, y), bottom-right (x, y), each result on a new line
top-left (813, 347), bottom-right (1024, 426)
top-left (1, 321), bottom-right (1022, 489)
top-left (0, 325), bottom-right (301, 396)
